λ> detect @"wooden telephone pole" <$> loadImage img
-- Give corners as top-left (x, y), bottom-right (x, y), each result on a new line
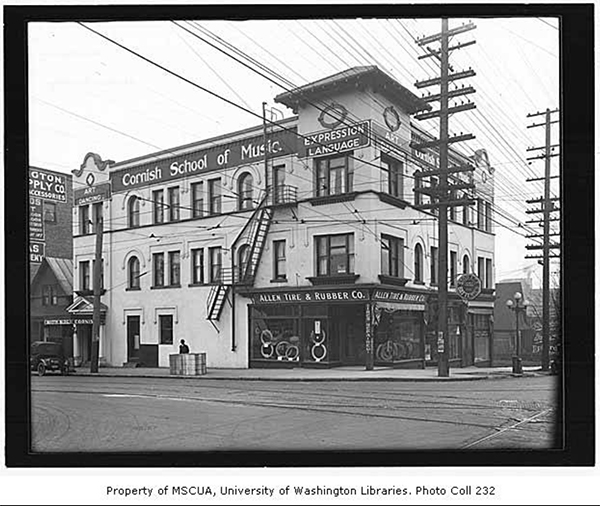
top-left (90, 204), bottom-right (103, 373)
top-left (525, 108), bottom-right (560, 371)
top-left (413, 19), bottom-right (477, 377)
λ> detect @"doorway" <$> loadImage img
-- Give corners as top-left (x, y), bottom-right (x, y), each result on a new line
top-left (332, 305), bottom-right (364, 365)
top-left (127, 315), bottom-right (141, 362)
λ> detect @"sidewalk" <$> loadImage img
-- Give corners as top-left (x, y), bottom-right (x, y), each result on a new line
top-left (70, 364), bottom-right (549, 382)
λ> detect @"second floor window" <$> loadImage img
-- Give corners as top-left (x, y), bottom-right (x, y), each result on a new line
top-left (450, 250), bottom-right (457, 287)
top-left (209, 246), bottom-right (222, 283)
top-left (237, 244), bottom-right (250, 281)
top-left (316, 233), bottom-right (354, 276)
top-left (273, 165), bottom-right (286, 203)
top-left (414, 243), bottom-right (423, 283)
top-left (238, 173), bottom-right (254, 210)
top-left (381, 235), bottom-right (404, 278)
top-left (79, 260), bottom-right (90, 291)
top-left (79, 205), bottom-right (90, 235)
top-left (414, 171), bottom-right (422, 206)
top-left (463, 254), bottom-right (470, 274)
top-left (153, 252), bottom-right (165, 287)
top-left (128, 196), bottom-right (140, 228)
top-left (273, 240), bottom-right (286, 280)
top-left (191, 248), bottom-right (204, 284)
top-left (44, 202), bottom-right (56, 223)
top-left (477, 256), bottom-right (485, 283)
top-left (191, 182), bottom-right (204, 218)
top-left (485, 258), bottom-right (493, 289)
top-left (316, 155), bottom-right (353, 197)
top-left (153, 190), bottom-right (164, 224)
top-left (168, 187), bottom-right (180, 222)
top-left (208, 178), bottom-right (221, 215)
top-left (382, 155), bottom-right (403, 198)
top-left (128, 256), bottom-right (141, 289)
top-left (168, 251), bottom-right (181, 286)
top-left (42, 285), bottom-right (58, 306)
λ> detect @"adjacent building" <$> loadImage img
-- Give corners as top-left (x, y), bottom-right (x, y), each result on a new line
top-left (71, 66), bottom-right (496, 369)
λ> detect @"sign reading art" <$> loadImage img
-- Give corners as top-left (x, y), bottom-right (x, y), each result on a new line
top-left (29, 168), bottom-right (67, 202)
top-left (29, 197), bottom-right (44, 240)
top-left (110, 128), bottom-right (298, 192)
top-left (74, 182), bottom-right (112, 206)
top-left (251, 288), bottom-right (369, 305)
top-left (297, 121), bottom-right (371, 158)
top-left (456, 273), bottom-right (482, 301)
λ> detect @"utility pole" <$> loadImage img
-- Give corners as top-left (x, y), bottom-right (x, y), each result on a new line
top-left (90, 203), bottom-right (103, 373)
top-left (413, 19), bottom-right (477, 377)
top-left (525, 108), bottom-right (560, 371)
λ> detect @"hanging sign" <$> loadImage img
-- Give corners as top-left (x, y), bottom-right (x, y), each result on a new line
top-left (30, 242), bottom-right (45, 263)
top-left (74, 182), bottom-right (112, 206)
top-left (456, 273), bottom-right (482, 301)
top-left (29, 168), bottom-right (68, 202)
top-left (297, 121), bottom-right (371, 158)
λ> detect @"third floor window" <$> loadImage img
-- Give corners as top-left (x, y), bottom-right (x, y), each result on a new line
top-left (315, 155), bottom-right (353, 197)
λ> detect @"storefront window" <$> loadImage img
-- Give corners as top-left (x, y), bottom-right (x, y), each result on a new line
top-left (251, 306), bottom-right (301, 362)
top-left (374, 309), bottom-right (422, 363)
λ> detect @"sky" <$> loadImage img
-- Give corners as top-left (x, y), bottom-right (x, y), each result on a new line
top-left (27, 16), bottom-right (561, 287)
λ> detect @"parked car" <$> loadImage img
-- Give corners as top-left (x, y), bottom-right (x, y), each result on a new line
top-left (30, 341), bottom-right (70, 376)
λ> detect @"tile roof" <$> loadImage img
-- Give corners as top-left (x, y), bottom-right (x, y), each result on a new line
top-left (39, 257), bottom-right (73, 295)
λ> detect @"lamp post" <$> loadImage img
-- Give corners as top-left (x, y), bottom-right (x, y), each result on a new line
top-left (506, 291), bottom-right (528, 374)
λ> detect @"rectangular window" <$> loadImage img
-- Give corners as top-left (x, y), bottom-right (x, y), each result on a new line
top-left (273, 240), bottom-right (286, 280)
top-left (79, 260), bottom-right (90, 291)
top-left (159, 315), bottom-right (173, 344)
top-left (450, 251), bottom-right (457, 287)
top-left (315, 155), bottom-right (352, 197)
top-left (209, 246), bottom-right (222, 283)
top-left (273, 165), bottom-right (286, 203)
top-left (477, 199), bottom-right (484, 230)
top-left (477, 256), bottom-right (485, 283)
top-left (91, 203), bottom-right (103, 234)
top-left (191, 248), bottom-right (204, 284)
top-left (485, 201), bottom-right (492, 232)
top-left (430, 246), bottom-right (439, 285)
top-left (153, 190), bottom-right (164, 224)
top-left (153, 252), bottom-right (165, 287)
top-left (168, 186), bottom-right (180, 222)
top-left (208, 178), bottom-right (221, 215)
top-left (42, 285), bottom-right (57, 306)
top-left (381, 235), bottom-right (404, 278)
top-left (382, 155), bottom-right (403, 198)
top-left (44, 202), bottom-right (57, 223)
top-left (191, 182), bottom-right (204, 218)
top-left (485, 258), bottom-right (493, 289)
top-left (79, 205), bottom-right (90, 235)
top-left (168, 251), bottom-right (181, 286)
top-left (315, 233), bottom-right (354, 276)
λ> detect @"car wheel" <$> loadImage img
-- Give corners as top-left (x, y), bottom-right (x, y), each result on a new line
top-left (37, 363), bottom-right (46, 377)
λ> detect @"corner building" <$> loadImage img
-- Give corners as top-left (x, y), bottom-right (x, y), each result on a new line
top-left (72, 66), bottom-right (495, 369)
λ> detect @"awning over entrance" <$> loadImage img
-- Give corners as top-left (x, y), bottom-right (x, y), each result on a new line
top-left (467, 300), bottom-right (494, 314)
top-left (65, 295), bottom-right (107, 323)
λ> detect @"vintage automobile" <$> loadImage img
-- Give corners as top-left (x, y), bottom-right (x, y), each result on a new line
top-left (30, 341), bottom-right (70, 376)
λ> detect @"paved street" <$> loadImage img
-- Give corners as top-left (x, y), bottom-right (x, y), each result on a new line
top-left (31, 375), bottom-right (558, 452)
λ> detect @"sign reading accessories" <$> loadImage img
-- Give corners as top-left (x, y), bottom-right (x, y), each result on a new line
top-left (29, 168), bottom-right (68, 202)
top-left (298, 121), bottom-right (371, 158)
top-left (110, 128), bottom-right (298, 192)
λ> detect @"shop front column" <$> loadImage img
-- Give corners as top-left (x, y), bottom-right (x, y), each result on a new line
top-left (365, 303), bottom-right (374, 370)
top-left (73, 325), bottom-right (81, 366)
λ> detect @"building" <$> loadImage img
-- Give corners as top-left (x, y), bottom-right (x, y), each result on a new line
top-left (71, 66), bottom-right (495, 369)
top-left (29, 166), bottom-right (73, 344)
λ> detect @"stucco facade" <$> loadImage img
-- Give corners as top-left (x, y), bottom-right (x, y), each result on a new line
top-left (71, 66), bottom-right (496, 369)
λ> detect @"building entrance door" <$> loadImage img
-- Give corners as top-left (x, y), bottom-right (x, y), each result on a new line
top-left (333, 305), bottom-right (364, 365)
top-left (127, 316), bottom-right (141, 361)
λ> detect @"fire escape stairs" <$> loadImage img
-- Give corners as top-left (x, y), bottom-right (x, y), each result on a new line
top-left (206, 192), bottom-right (273, 322)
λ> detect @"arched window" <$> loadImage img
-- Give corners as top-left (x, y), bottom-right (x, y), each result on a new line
top-left (414, 243), bottom-right (423, 283)
top-left (128, 256), bottom-right (141, 289)
top-left (462, 254), bottom-right (470, 274)
top-left (237, 244), bottom-right (250, 282)
top-left (238, 173), bottom-right (254, 210)
top-left (128, 196), bottom-right (140, 228)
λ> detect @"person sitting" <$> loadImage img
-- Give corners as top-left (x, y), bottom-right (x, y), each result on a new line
top-left (179, 339), bottom-right (190, 354)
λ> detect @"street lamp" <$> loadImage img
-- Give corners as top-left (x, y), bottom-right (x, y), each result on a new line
top-left (506, 291), bottom-right (529, 374)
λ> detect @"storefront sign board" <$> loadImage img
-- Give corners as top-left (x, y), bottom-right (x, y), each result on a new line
top-left (30, 242), bottom-right (45, 264)
top-left (45, 318), bottom-right (94, 325)
top-left (29, 197), bottom-right (44, 240)
top-left (373, 289), bottom-right (427, 304)
top-left (110, 128), bottom-right (298, 192)
top-left (252, 288), bottom-right (369, 305)
top-left (29, 168), bottom-right (68, 202)
top-left (297, 121), bottom-right (371, 158)
top-left (74, 182), bottom-right (112, 206)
